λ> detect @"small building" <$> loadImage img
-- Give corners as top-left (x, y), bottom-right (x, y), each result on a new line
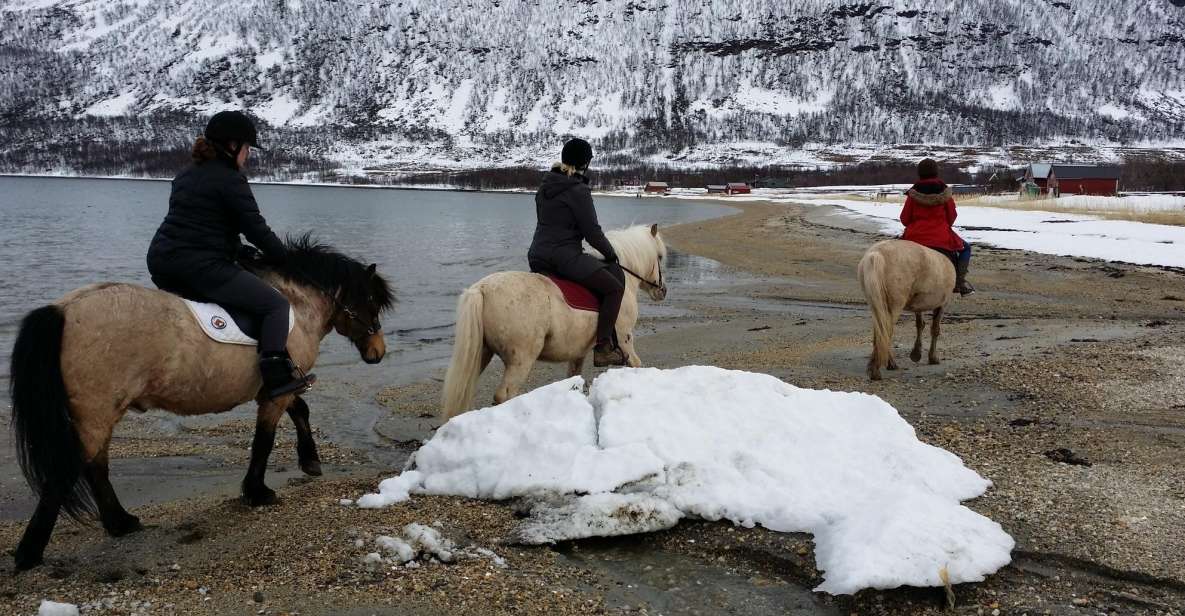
top-left (644, 181), bottom-right (670, 194)
top-left (1023, 163), bottom-right (1121, 197)
top-left (706, 184), bottom-right (727, 194)
top-left (1048, 164), bottom-right (1120, 197)
top-left (725, 182), bottom-right (751, 195)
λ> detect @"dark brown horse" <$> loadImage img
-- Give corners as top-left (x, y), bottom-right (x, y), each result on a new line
top-left (8, 237), bottom-right (394, 570)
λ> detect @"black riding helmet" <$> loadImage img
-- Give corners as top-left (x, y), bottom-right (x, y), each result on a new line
top-left (205, 110), bottom-right (264, 151)
top-left (561, 138), bottom-right (593, 170)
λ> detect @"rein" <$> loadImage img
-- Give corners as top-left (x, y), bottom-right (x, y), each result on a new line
top-left (617, 262), bottom-right (665, 291)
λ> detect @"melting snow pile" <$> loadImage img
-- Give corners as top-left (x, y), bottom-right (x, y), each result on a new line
top-left (358, 366), bottom-right (1014, 594)
top-left (357, 523), bottom-right (507, 569)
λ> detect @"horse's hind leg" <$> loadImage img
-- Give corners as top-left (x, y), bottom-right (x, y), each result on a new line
top-left (14, 493), bottom-right (63, 570)
top-left (86, 447), bottom-right (142, 537)
top-left (242, 398), bottom-right (290, 506)
top-left (287, 397), bottom-right (322, 477)
top-left (910, 312), bottom-right (926, 363)
top-left (494, 346), bottom-right (541, 405)
top-left (929, 307), bottom-right (944, 365)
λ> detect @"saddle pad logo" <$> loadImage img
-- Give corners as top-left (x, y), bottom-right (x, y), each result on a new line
top-left (210, 316), bottom-right (228, 330)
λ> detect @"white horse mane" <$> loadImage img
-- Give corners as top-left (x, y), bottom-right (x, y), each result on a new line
top-left (601, 225), bottom-right (665, 275)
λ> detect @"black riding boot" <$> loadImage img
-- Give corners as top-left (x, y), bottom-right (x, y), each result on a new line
top-left (955, 260), bottom-right (976, 296)
top-left (259, 352), bottom-right (316, 400)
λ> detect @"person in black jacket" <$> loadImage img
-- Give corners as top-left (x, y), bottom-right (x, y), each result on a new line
top-left (528, 138), bottom-right (627, 367)
top-left (147, 111), bottom-right (314, 399)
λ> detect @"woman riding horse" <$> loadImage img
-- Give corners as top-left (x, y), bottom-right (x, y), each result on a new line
top-left (900, 158), bottom-right (976, 296)
top-left (527, 138), bottom-right (628, 367)
top-left (146, 110), bottom-right (314, 398)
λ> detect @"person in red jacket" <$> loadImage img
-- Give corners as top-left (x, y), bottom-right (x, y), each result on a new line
top-left (900, 158), bottom-right (975, 295)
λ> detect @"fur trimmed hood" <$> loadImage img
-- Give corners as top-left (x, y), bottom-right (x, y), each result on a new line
top-left (906, 187), bottom-right (952, 207)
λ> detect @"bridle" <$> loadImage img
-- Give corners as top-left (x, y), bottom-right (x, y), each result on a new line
top-left (287, 269), bottom-right (381, 341)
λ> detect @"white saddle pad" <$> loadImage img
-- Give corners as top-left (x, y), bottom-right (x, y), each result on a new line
top-left (184, 300), bottom-right (296, 346)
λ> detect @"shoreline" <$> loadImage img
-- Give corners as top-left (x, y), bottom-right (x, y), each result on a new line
top-left (2, 199), bottom-right (1185, 614)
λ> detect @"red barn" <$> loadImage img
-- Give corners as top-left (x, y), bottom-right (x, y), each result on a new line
top-left (1048, 165), bottom-right (1120, 197)
top-left (644, 181), bottom-right (670, 194)
top-left (725, 182), bottom-right (751, 195)
top-left (1023, 163), bottom-right (1054, 194)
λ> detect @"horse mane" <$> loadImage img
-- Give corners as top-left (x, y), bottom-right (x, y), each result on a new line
top-left (605, 225), bottom-right (665, 274)
top-left (255, 234), bottom-right (395, 312)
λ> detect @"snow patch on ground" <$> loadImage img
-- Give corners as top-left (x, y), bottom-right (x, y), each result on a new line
top-left (38, 601), bottom-right (79, 616)
top-left (979, 193), bottom-right (1185, 212)
top-left (358, 367), bottom-right (1013, 594)
top-left (82, 92), bottom-right (138, 117)
top-left (359, 523), bottom-right (506, 569)
top-left (817, 198), bottom-right (1185, 268)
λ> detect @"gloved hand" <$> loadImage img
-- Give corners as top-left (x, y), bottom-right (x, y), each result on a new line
top-left (236, 245), bottom-right (262, 263)
top-left (604, 253), bottom-right (618, 264)
top-left (262, 250), bottom-right (287, 267)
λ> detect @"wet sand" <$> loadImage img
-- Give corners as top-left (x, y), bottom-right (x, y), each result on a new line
top-left (3, 200), bottom-right (1185, 615)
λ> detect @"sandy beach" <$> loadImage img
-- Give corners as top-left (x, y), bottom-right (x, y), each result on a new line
top-left (3, 199), bottom-right (1184, 615)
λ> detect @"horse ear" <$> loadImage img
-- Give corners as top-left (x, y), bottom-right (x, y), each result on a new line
top-left (650, 223), bottom-right (659, 237)
top-left (367, 263), bottom-right (377, 276)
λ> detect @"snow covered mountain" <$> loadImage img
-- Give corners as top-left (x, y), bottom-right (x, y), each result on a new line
top-left (2, 0), bottom-right (1185, 171)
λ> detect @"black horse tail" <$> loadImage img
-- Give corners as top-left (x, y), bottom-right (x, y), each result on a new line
top-left (10, 305), bottom-right (95, 520)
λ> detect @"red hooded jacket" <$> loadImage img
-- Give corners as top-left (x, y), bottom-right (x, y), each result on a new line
top-left (900, 178), bottom-right (965, 253)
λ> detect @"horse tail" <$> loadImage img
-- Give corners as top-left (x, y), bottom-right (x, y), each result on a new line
top-left (10, 305), bottom-right (96, 520)
top-left (858, 249), bottom-right (893, 377)
top-left (441, 286), bottom-right (486, 420)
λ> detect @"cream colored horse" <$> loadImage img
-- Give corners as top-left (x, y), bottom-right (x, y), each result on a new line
top-left (857, 239), bottom-right (955, 380)
top-left (441, 224), bottom-right (668, 418)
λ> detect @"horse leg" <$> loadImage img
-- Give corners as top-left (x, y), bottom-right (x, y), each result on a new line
top-left (14, 493), bottom-right (63, 571)
top-left (567, 357), bottom-right (585, 378)
top-left (621, 332), bottom-right (642, 368)
top-left (929, 307), bottom-right (943, 365)
top-left (494, 348), bottom-right (539, 406)
top-left (86, 448), bottom-right (142, 537)
top-left (287, 397), bottom-right (322, 477)
top-left (242, 398), bottom-right (290, 506)
top-left (910, 312), bottom-right (926, 363)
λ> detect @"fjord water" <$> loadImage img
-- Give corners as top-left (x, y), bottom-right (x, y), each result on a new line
top-left (0, 175), bottom-right (735, 389)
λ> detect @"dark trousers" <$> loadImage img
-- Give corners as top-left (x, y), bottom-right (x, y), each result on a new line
top-left (154, 267), bottom-right (290, 355)
top-left (958, 243), bottom-right (972, 265)
top-left (579, 264), bottom-right (625, 345)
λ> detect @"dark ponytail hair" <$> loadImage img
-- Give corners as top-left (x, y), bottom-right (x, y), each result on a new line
top-left (191, 136), bottom-right (219, 164)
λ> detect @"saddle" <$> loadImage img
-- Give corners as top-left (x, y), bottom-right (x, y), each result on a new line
top-left (927, 247), bottom-right (960, 267)
top-left (182, 299), bottom-right (296, 346)
top-left (542, 274), bottom-right (599, 312)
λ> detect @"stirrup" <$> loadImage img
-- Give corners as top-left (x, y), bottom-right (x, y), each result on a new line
top-left (593, 344), bottom-right (628, 368)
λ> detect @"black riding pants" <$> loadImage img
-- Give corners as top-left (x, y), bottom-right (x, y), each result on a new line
top-left (154, 268), bottom-right (290, 356)
top-left (579, 264), bottom-right (626, 345)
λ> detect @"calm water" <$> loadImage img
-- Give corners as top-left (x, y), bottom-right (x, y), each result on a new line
top-left (0, 176), bottom-right (736, 388)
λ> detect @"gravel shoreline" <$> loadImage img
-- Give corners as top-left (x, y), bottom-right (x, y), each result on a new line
top-left (3, 200), bottom-right (1184, 615)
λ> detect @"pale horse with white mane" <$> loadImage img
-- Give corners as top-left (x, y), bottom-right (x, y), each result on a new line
top-left (441, 224), bottom-right (668, 418)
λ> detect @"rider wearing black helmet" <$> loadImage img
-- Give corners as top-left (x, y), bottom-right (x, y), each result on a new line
top-left (528, 138), bottom-right (628, 367)
top-left (146, 111), bottom-right (315, 399)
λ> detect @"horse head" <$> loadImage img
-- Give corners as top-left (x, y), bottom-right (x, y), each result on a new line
top-left (273, 235), bottom-right (396, 364)
top-left (643, 223), bottom-right (668, 301)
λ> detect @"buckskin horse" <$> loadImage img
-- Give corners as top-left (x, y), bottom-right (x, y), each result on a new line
top-left (441, 224), bottom-right (667, 418)
top-left (857, 239), bottom-right (955, 380)
top-left (8, 236), bottom-right (394, 570)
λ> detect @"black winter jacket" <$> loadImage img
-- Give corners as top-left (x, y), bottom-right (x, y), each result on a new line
top-left (147, 159), bottom-right (286, 288)
top-left (527, 169), bottom-right (617, 281)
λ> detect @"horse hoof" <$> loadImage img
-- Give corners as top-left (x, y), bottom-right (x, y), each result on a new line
top-left (910, 350), bottom-right (922, 363)
top-left (13, 550), bottom-right (43, 572)
top-left (929, 358), bottom-right (941, 366)
top-left (243, 489), bottom-right (278, 507)
top-left (300, 460), bottom-right (323, 477)
top-left (887, 361), bottom-right (899, 371)
top-left (106, 514), bottom-right (143, 538)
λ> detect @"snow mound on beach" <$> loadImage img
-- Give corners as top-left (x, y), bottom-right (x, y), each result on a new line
top-left (359, 366), bottom-right (1014, 594)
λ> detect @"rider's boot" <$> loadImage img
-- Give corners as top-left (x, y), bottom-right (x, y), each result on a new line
top-left (259, 351), bottom-right (316, 399)
top-left (593, 339), bottom-right (628, 368)
top-left (954, 260), bottom-right (976, 296)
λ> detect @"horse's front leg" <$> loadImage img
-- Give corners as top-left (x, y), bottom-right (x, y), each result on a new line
top-left (909, 312), bottom-right (925, 363)
top-left (621, 332), bottom-right (642, 368)
top-left (242, 398), bottom-right (291, 506)
top-left (929, 306), bottom-right (944, 365)
top-left (287, 396), bottom-right (322, 477)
